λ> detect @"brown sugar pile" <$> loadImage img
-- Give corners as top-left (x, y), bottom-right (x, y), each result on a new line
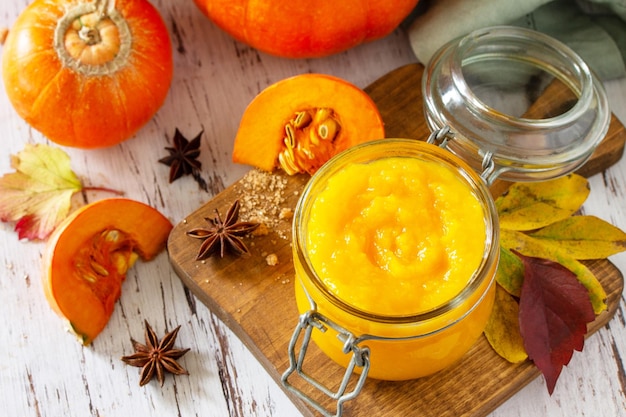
top-left (236, 169), bottom-right (294, 240)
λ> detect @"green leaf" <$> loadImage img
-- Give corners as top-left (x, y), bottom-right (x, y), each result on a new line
top-left (484, 284), bottom-right (528, 364)
top-left (496, 174), bottom-right (589, 231)
top-left (528, 215), bottom-right (626, 259)
top-left (500, 229), bottom-right (607, 314)
top-left (0, 144), bottom-right (83, 240)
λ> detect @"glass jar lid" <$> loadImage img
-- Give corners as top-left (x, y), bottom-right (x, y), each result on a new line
top-left (422, 26), bottom-right (610, 183)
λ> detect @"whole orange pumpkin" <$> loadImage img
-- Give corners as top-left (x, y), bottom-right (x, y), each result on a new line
top-left (193, 0), bottom-right (420, 58)
top-left (2, 0), bottom-right (173, 149)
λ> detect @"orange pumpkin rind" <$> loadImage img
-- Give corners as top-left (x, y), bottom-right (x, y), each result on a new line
top-left (42, 198), bottom-right (173, 345)
top-left (232, 73), bottom-right (385, 174)
top-left (193, 0), bottom-right (420, 58)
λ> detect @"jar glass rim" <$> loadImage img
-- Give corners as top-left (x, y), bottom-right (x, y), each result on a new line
top-left (452, 26), bottom-right (594, 128)
top-left (293, 139), bottom-right (500, 324)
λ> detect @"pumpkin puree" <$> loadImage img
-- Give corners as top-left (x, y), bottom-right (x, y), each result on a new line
top-left (306, 156), bottom-right (487, 316)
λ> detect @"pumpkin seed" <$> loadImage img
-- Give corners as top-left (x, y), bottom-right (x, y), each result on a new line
top-left (278, 151), bottom-right (300, 175)
top-left (318, 118), bottom-right (339, 141)
top-left (293, 111), bottom-right (312, 129)
top-left (279, 107), bottom-right (342, 174)
top-left (90, 260), bottom-right (109, 277)
top-left (284, 124), bottom-right (296, 149)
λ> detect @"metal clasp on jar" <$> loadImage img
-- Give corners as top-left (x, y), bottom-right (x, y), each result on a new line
top-left (281, 309), bottom-right (370, 417)
top-left (427, 126), bottom-right (497, 185)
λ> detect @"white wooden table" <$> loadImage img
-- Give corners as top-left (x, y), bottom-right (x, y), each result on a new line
top-left (1, 1), bottom-right (625, 416)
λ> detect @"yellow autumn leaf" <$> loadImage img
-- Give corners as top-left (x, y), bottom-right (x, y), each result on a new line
top-left (496, 174), bottom-right (589, 231)
top-left (528, 215), bottom-right (626, 259)
top-left (484, 285), bottom-right (528, 363)
top-left (496, 246), bottom-right (524, 297)
top-left (500, 229), bottom-right (607, 314)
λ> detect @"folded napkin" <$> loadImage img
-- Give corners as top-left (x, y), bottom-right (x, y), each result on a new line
top-left (408, 0), bottom-right (626, 80)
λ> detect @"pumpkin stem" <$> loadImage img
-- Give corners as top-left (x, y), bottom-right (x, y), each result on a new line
top-left (77, 0), bottom-right (115, 45)
top-left (82, 185), bottom-right (125, 196)
top-left (78, 24), bottom-right (101, 45)
top-left (54, 0), bottom-right (131, 75)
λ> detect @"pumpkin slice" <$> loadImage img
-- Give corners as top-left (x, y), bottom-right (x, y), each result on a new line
top-left (42, 198), bottom-right (172, 345)
top-left (232, 73), bottom-right (385, 174)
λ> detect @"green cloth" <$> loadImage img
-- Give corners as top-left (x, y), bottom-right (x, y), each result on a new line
top-left (408, 0), bottom-right (626, 80)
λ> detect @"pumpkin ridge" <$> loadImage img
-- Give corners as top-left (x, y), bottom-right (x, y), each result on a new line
top-left (193, 0), bottom-right (420, 58)
top-left (29, 68), bottom-right (80, 144)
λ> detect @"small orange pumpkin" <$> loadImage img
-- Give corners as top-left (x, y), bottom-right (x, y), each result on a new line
top-left (232, 73), bottom-right (385, 174)
top-left (193, 0), bottom-right (420, 58)
top-left (2, 0), bottom-right (173, 148)
top-left (43, 198), bottom-right (173, 345)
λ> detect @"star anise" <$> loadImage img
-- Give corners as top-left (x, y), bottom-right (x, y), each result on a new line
top-left (121, 320), bottom-right (190, 387)
top-left (159, 128), bottom-right (208, 191)
top-left (187, 199), bottom-right (260, 259)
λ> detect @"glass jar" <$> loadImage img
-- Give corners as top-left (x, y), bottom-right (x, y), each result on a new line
top-left (281, 26), bottom-right (610, 416)
top-left (422, 26), bottom-right (609, 184)
top-left (282, 139), bottom-right (499, 416)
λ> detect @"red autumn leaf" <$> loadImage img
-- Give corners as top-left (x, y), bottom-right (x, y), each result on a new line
top-left (517, 252), bottom-right (595, 394)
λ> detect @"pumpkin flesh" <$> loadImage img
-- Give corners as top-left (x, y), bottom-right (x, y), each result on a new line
top-left (43, 198), bottom-right (173, 345)
top-left (232, 74), bottom-right (385, 174)
top-left (2, 0), bottom-right (173, 148)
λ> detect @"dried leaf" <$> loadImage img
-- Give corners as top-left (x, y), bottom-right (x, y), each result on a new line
top-left (528, 215), bottom-right (626, 259)
top-left (500, 229), bottom-right (607, 314)
top-left (517, 253), bottom-right (595, 394)
top-left (496, 174), bottom-right (589, 231)
top-left (495, 246), bottom-right (525, 297)
top-left (0, 144), bottom-right (82, 240)
top-left (487, 173), bottom-right (626, 392)
top-left (484, 285), bottom-right (528, 363)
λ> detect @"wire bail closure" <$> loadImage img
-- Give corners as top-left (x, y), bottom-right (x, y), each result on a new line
top-left (426, 125), bottom-right (453, 148)
top-left (427, 126), bottom-right (498, 185)
top-left (281, 310), bottom-right (370, 417)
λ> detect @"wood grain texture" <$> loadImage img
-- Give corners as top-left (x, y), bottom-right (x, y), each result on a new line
top-left (167, 64), bottom-right (626, 417)
top-left (1, 1), bottom-right (625, 416)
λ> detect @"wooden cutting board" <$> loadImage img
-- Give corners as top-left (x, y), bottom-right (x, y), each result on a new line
top-left (167, 63), bottom-right (626, 417)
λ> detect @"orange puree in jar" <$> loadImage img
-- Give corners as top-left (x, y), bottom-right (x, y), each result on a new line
top-left (292, 139), bottom-right (499, 381)
top-left (306, 157), bottom-right (486, 317)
